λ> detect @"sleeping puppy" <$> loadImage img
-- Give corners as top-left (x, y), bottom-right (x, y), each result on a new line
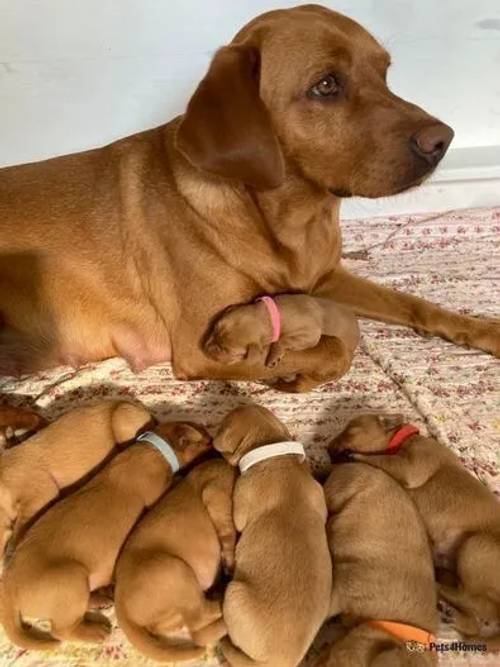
top-left (115, 458), bottom-right (236, 662)
top-left (0, 400), bottom-right (151, 555)
top-left (213, 405), bottom-right (331, 667)
top-left (330, 414), bottom-right (500, 649)
top-left (315, 462), bottom-right (437, 667)
top-left (0, 421), bottom-right (211, 650)
top-left (204, 294), bottom-right (359, 370)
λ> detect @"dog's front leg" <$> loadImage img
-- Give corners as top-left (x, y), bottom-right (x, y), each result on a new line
top-left (316, 266), bottom-right (500, 357)
top-left (179, 334), bottom-right (353, 392)
top-left (272, 335), bottom-right (354, 392)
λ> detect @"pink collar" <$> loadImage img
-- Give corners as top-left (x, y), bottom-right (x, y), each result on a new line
top-left (256, 296), bottom-right (281, 343)
top-left (385, 425), bottom-right (420, 454)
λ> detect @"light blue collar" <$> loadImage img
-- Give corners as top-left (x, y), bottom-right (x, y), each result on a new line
top-left (136, 431), bottom-right (180, 474)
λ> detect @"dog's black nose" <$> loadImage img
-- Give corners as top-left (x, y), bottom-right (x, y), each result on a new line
top-left (411, 123), bottom-right (454, 166)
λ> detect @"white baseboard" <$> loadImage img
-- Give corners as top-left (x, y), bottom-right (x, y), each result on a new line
top-left (342, 146), bottom-right (500, 219)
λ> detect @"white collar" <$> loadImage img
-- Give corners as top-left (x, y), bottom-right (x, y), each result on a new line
top-left (136, 431), bottom-right (180, 473)
top-left (238, 441), bottom-right (306, 474)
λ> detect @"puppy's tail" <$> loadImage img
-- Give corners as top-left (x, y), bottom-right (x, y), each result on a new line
top-left (116, 607), bottom-right (205, 662)
top-left (220, 637), bottom-right (260, 666)
top-left (0, 585), bottom-right (59, 650)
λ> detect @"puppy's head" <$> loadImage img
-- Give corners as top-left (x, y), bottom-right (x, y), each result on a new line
top-left (203, 304), bottom-right (269, 364)
top-left (177, 5), bottom-right (453, 198)
top-left (214, 405), bottom-right (291, 465)
top-left (452, 533), bottom-right (500, 642)
top-left (153, 421), bottom-right (212, 468)
top-left (456, 595), bottom-right (500, 640)
top-left (329, 413), bottom-right (405, 458)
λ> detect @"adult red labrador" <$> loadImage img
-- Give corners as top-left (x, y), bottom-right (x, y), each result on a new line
top-left (0, 5), bottom-right (498, 391)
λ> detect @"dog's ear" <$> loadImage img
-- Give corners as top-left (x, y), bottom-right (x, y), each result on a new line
top-left (170, 423), bottom-right (210, 450)
top-left (377, 414), bottom-right (405, 433)
top-left (213, 421), bottom-right (241, 456)
top-left (176, 45), bottom-right (285, 190)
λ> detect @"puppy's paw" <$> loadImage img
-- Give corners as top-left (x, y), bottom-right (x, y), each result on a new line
top-left (88, 587), bottom-right (114, 610)
top-left (350, 453), bottom-right (369, 462)
top-left (329, 450), bottom-right (356, 465)
top-left (221, 546), bottom-right (236, 576)
top-left (74, 614), bottom-right (112, 643)
top-left (90, 623), bottom-right (112, 643)
top-left (265, 354), bottom-right (284, 368)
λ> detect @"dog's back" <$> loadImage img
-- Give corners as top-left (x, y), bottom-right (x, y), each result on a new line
top-left (323, 462), bottom-right (437, 665)
top-left (223, 460), bottom-right (331, 667)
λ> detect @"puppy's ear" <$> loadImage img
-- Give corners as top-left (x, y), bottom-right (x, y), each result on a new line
top-left (176, 45), bottom-right (285, 189)
top-left (377, 414), bottom-right (405, 433)
top-left (175, 424), bottom-right (210, 448)
top-left (213, 421), bottom-right (240, 456)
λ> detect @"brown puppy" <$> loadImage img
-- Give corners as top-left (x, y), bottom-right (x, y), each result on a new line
top-left (115, 458), bottom-right (236, 662)
top-left (0, 400), bottom-right (151, 556)
top-left (0, 421), bottom-right (211, 650)
top-left (204, 294), bottom-right (359, 376)
top-left (331, 414), bottom-right (500, 648)
top-left (1, 5), bottom-right (497, 390)
top-left (315, 462), bottom-right (437, 667)
top-left (213, 405), bottom-right (331, 667)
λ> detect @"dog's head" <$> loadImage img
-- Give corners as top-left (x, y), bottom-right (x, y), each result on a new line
top-left (153, 421), bottom-right (212, 467)
top-left (214, 405), bottom-right (291, 465)
top-left (328, 413), bottom-right (405, 458)
top-left (176, 4), bottom-right (453, 198)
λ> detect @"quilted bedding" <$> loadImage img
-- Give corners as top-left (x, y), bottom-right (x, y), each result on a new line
top-left (0, 206), bottom-right (498, 666)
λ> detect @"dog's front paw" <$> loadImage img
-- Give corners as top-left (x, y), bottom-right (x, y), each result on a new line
top-left (471, 318), bottom-right (500, 357)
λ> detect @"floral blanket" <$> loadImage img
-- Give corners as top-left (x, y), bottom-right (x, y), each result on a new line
top-left (0, 206), bottom-right (498, 666)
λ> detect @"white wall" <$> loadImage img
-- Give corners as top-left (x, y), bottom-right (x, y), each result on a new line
top-left (1, 0), bottom-right (499, 216)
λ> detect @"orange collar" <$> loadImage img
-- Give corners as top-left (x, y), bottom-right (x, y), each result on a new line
top-left (386, 424), bottom-right (420, 454)
top-left (366, 620), bottom-right (436, 646)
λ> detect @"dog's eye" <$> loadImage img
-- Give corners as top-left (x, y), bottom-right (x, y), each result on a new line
top-left (309, 74), bottom-right (340, 99)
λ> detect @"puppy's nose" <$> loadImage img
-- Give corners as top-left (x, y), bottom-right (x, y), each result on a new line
top-left (411, 123), bottom-right (454, 166)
